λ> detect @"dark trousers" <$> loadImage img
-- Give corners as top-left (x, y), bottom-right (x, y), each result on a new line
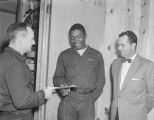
top-left (115, 109), bottom-right (119, 120)
top-left (0, 112), bottom-right (33, 120)
top-left (58, 99), bottom-right (95, 120)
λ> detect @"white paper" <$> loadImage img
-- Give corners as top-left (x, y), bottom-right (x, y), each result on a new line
top-left (48, 85), bottom-right (76, 90)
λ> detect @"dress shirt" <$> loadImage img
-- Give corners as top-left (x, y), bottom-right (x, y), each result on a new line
top-left (120, 53), bottom-right (137, 90)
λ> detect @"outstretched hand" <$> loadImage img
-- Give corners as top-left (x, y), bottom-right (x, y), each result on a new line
top-left (59, 84), bottom-right (70, 96)
top-left (43, 87), bottom-right (53, 99)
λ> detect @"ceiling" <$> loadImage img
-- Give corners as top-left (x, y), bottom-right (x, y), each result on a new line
top-left (0, 0), bottom-right (40, 14)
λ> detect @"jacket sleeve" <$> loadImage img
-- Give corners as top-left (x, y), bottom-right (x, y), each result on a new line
top-left (53, 53), bottom-right (67, 87)
top-left (5, 62), bottom-right (45, 109)
top-left (146, 62), bottom-right (154, 113)
top-left (92, 52), bottom-right (106, 101)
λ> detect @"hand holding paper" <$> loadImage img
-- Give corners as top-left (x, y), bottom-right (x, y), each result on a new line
top-left (48, 84), bottom-right (76, 90)
top-left (43, 87), bottom-right (53, 99)
top-left (51, 84), bottom-right (76, 96)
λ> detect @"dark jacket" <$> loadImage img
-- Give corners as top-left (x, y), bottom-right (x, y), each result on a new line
top-left (0, 47), bottom-right (45, 112)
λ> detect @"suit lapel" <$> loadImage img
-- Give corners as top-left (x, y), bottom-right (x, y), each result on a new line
top-left (114, 59), bottom-right (123, 94)
top-left (120, 55), bottom-right (140, 91)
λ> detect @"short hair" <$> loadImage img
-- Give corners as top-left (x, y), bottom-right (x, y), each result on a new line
top-left (7, 22), bottom-right (31, 40)
top-left (119, 30), bottom-right (137, 46)
top-left (69, 23), bottom-right (87, 36)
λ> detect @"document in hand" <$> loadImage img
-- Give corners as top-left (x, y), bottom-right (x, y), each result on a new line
top-left (49, 85), bottom-right (76, 90)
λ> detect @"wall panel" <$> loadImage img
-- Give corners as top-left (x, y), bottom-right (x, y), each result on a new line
top-left (0, 12), bottom-right (15, 52)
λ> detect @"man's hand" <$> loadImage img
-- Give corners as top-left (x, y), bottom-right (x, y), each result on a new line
top-left (59, 84), bottom-right (70, 96)
top-left (43, 87), bottom-right (53, 99)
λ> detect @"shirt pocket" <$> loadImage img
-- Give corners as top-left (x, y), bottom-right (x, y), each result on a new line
top-left (65, 62), bottom-right (76, 76)
top-left (65, 62), bottom-right (75, 68)
top-left (84, 61), bottom-right (97, 77)
top-left (85, 60), bottom-right (96, 69)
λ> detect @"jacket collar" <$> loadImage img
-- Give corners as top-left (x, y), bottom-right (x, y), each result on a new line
top-left (4, 47), bottom-right (26, 62)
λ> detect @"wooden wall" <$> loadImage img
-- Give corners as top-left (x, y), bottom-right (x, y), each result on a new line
top-left (100, 0), bottom-right (154, 119)
top-left (0, 11), bottom-right (15, 52)
top-left (35, 0), bottom-right (154, 120)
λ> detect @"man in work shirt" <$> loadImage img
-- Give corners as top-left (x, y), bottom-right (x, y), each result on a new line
top-left (53, 23), bottom-right (105, 120)
top-left (0, 22), bottom-right (53, 120)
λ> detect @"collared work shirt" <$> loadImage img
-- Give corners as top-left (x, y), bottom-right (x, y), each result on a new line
top-left (53, 46), bottom-right (105, 100)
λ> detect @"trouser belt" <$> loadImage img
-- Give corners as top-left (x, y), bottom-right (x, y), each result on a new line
top-left (71, 88), bottom-right (95, 95)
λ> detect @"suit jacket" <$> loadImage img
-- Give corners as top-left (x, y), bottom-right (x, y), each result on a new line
top-left (110, 54), bottom-right (154, 120)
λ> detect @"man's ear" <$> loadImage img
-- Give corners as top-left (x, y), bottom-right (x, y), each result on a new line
top-left (132, 43), bottom-right (136, 49)
top-left (84, 33), bottom-right (87, 39)
top-left (16, 36), bottom-right (21, 43)
top-left (16, 35), bottom-right (23, 46)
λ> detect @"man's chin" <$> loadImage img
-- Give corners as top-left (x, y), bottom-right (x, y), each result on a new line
top-left (74, 46), bottom-right (82, 50)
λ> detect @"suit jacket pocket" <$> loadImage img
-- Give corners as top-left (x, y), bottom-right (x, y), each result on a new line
top-left (131, 78), bottom-right (143, 81)
top-left (129, 77), bottom-right (146, 94)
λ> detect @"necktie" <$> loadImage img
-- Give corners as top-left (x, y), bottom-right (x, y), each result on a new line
top-left (121, 58), bottom-right (132, 63)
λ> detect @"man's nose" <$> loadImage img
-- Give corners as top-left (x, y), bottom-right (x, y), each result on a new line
top-left (32, 39), bottom-right (35, 45)
top-left (74, 37), bottom-right (78, 41)
top-left (74, 37), bottom-right (81, 42)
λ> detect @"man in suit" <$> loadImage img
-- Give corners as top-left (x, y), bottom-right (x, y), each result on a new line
top-left (110, 30), bottom-right (154, 120)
